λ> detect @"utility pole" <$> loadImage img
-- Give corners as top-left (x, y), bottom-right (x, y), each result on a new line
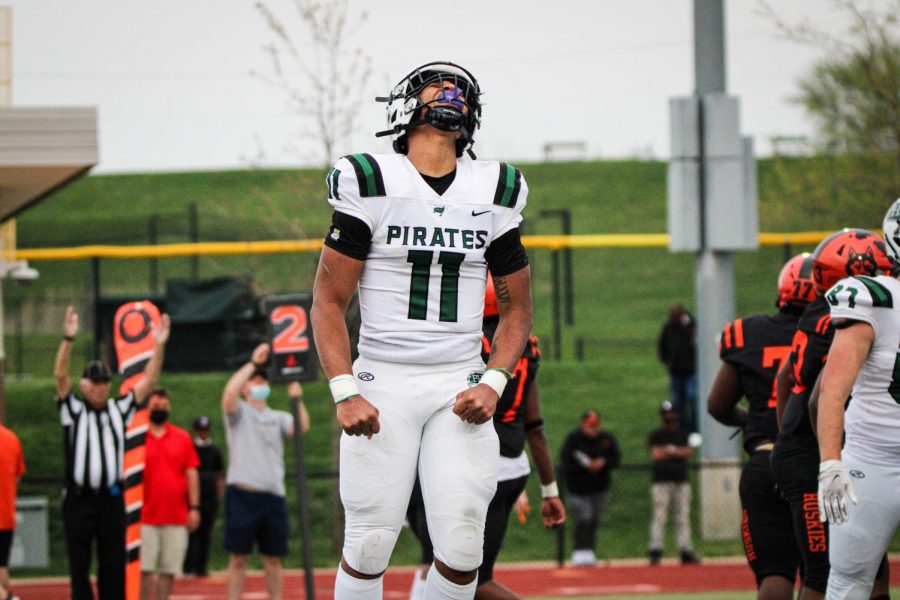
top-left (668, 0), bottom-right (759, 538)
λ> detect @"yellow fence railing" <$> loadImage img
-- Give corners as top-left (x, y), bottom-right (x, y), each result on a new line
top-left (15, 232), bottom-right (837, 261)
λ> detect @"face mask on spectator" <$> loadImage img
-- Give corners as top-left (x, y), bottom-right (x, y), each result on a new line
top-left (149, 409), bottom-right (169, 424)
top-left (249, 384), bottom-right (271, 401)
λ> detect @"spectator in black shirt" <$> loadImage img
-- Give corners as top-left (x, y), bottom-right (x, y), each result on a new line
top-left (183, 416), bottom-right (224, 578)
top-left (647, 401), bottom-right (699, 565)
top-left (658, 303), bottom-right (698, 432)
top-left (560, 410), bottom-right (621, 566)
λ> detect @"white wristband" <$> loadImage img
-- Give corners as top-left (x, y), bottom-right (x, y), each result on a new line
top-left (329, 374), bottom-right (359, 404)
top-left (541, 481), bottom-right (559, 498)
top-left (479, 369), bottom-right (508, 397)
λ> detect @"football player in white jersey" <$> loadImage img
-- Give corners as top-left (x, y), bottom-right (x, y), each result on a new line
top-left (816, 201), bottom-right (900, 600)
top-left (311, 61), bottom-right (533, 600)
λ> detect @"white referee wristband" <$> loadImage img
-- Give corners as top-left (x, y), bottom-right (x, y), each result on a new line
top-left (541, 481), bottom-right (559, 498)
top-left (329, 374), bottom-right (359, 404)
top-left (479, 369), bottom-right (509, 397)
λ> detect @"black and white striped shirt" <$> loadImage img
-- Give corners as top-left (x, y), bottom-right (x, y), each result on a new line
top-left (58, 391), bottom-right (137, 491)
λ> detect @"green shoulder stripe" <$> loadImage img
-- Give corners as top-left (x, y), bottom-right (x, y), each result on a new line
top-left (344, 153), bottom-right (386, 198)
top-left (855, 276), bottom-right (893, 308)
top-left (493, 163), bottom-right (522, 208)
top-left (326, 168), bottom-right (341, 200)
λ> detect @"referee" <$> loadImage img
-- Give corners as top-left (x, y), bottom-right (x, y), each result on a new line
top-left (53, 306), bottom-right (170, 600)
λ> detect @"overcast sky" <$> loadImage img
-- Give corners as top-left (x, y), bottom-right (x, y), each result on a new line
top-left (3, 0), bottom-right (876, 173)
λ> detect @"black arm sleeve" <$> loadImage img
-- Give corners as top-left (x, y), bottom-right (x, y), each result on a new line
top-left (323, 211), bottom-right (372, 260)
top-left (485, 227), bottom-right (529, 277)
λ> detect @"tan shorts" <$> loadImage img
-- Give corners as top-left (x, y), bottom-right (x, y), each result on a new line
top-left (141, 525), bottom-right (188, 575)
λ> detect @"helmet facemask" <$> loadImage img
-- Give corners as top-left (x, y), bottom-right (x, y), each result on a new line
top-left (375, 62), bottom-right (482, 158)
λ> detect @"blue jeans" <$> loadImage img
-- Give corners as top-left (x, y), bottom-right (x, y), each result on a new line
top-left (669, 373), bottom-right (698, 432)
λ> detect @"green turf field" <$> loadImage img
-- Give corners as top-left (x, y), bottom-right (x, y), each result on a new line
top-left (7, 158), bottom-right (894, 575)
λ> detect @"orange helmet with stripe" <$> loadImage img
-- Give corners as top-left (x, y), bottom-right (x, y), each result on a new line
top-left (484, 274), bottom-right (499, 318)
top-left (776, 253), bottom-right (817, 309)
top-left (811, 228), bottom-right (891, 293)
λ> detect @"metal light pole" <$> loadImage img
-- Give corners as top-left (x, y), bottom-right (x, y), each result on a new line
top-left (668, 0), bottom-right (759, 539)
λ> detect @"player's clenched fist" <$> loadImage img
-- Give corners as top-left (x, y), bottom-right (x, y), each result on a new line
top-left (453, 385), bottom-right (499, 424)
top-left (337, 396), bottom-right (381, 438)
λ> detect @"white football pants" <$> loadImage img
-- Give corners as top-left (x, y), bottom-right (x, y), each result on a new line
top-left (339, 355), bottom-right (499, 576)
top-left (826, 449), bottom-right (900, 600)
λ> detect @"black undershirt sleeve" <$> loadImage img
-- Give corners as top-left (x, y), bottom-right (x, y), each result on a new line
top-left (485, 227), bottom-right (529, 277)
top-left (323, 211), bottom-right (372, 260)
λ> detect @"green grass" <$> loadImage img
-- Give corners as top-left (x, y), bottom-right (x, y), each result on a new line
top-left (6, 158), bottom-right (895, 576)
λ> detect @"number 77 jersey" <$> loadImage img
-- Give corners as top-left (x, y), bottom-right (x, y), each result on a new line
top-left (826, 274), bottom-right (900, 461)
top-left (325, 153), bottom-right (527, 364)
top-left (719, 311), bottom-right (801, 454)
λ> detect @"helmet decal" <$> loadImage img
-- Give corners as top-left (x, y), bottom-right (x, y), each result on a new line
top-left (811, 228), bottom-right (892, 292)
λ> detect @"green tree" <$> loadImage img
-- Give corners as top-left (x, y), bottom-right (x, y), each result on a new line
top-left (761, 0), bottom-right (900, 226)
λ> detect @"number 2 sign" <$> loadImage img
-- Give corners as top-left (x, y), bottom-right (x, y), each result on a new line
top-left (263, 294), bottom-right (318, 383)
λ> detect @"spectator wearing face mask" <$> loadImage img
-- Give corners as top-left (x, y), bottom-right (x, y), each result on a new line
top-left (140, 388), bottom-right (201, 600)
top-left (221, 344), bottom-right (308, 600)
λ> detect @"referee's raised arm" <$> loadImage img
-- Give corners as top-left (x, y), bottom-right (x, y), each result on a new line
top-left (131, 314), bottom-right (171, 405)
top-left (54, 305), bottom-right (78, 398)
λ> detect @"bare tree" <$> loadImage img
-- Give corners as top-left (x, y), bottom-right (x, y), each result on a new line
top-left (253, 0), bottom-right (372, 167)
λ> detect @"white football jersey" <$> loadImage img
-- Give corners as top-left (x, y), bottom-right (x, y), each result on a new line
top-left (826, 274), bottom-right (900, 462)
top-left (326, 153), bottom-right (527, 364)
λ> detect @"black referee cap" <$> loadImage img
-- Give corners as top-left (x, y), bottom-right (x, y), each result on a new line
top-left (82, 360), bottom-right (112, 382)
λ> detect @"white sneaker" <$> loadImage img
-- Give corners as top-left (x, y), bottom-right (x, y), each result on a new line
top-left (571, 549), bottom-right (598, 567)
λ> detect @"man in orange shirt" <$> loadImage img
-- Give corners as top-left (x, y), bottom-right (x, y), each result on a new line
top-left (0, 422), bottom-right (24, 600)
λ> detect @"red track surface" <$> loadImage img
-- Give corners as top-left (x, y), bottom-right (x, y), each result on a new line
top-left (15, 557), bottom-right (900, 598)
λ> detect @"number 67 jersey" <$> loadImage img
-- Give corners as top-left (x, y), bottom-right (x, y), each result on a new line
top-left (323, 153), bottom-right (528, 365)
top-left (826, 274), bottom-right (900, 462)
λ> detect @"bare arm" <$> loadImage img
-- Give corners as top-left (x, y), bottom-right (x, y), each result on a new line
top-left (311, 246), bottom-right (380, 437)
top-left (523, 381), bottom-right (554, 486)
top-left (453, 267), bottom-right (533, 425)
top-left (522, 380), bottom-right (566, 527)
top-left (54, 306), bottom-right (79, 398)
top-left (222, 343), bottom-right (269, 415)
top-left (485, 267), bottom-right (534, 373)
top-left (187, 467), bottom-right (200, 508)
top-left (651, 444), bottom-right (694, 461)
top-left (817, 323), bottom-right (873, 462)
top-left (132, 314), bottom-right (171, 404)
top-left (310, 246), bottom-right (364, 380)
top-left (186, 467), bottom-right (200, 532)
top-left (707, 363), bottom-right (748, 428)
top-left (288, 381), bottom-right (310, 434)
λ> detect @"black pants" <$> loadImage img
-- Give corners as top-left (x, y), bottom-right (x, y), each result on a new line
top-left (63, 488), bottom-right (126, 600)
top-left (183, 500), bottom-right (218, 576)
top-left (770, 447), bottom-right (829, 594)
top-left (478, 475), bottom-right (528, 585)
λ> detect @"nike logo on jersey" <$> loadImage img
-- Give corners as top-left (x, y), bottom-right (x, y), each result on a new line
top-left (471, 209), bottom-right (491, 217)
